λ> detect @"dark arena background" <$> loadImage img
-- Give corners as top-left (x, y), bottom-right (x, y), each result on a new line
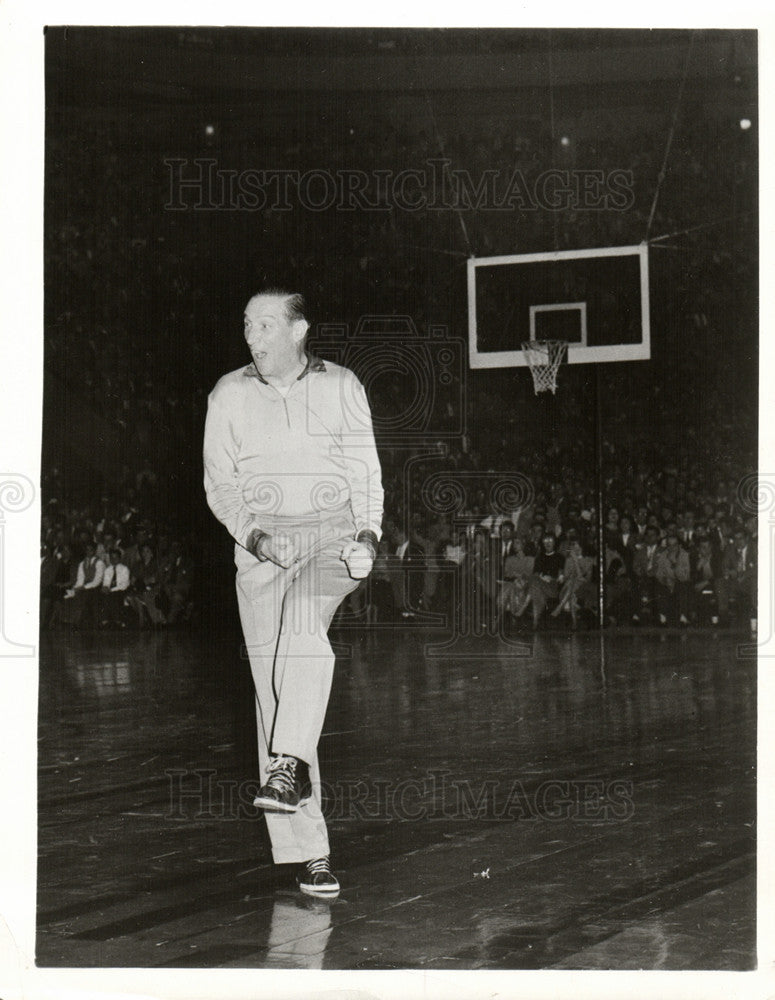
top-left (38, 27), bottom-right (758, 972)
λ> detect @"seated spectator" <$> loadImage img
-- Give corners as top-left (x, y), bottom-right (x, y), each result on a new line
top-left (645, 512), bottom-right (663, 536)
top-left (716, 528), bottom-right (756, 629)
top-left (100, 548), bottom-right (130, 628)
top-left (45, 543), bottom-right (76, 628)
top-left (435, 530), bottom-right (468, 628)
top-left (160, 541), bottom-right (193, 625)
top-left (466, 528), bottom-right (496, 629)
top-left (95, 531), bottom-right (117, 566)
top-left (63, 542), bottom-right (105, 628)
top-left (420, 515), bottom-right (450, 615)
top-left (122, 528), bottom-right (150, 579)
top-left (523, 521), bottom-right (545, 558)
top-left (367, 537), bottom-right (395, 622)
top-left (494, 520), bottom-right (516, 562)
top-left (520, 533), bottom-right (563, 628)
top-left (654, 532), bottom-right (691, 625)
top-left (660, 505), bottom-right (676, 532)
top-left (615, 515), bottom-right (638, 577)
top-left (633, 506), bottom-right (650, 539)
top-left (390, 527), bottom-right (426, 618)
top-left (551, 539), bottom-right (595, 628)
top-left (604, 543), bottom-right (631, 624)
top-left (497, 535), bottom-right (534, 623)
top-left (126, 543), bottom-right (166, 627)
top-left (678, 509), bottom-right (698, 551)
top-left (710, 516), bottom-right (732, 556)
top-left (564, 504), bottom-right (583, 537)
top-left (691, 537), bottom-right (721, 625)
top-left (603, 507), bottom-right (621, 550)
top-left (40, 545), bottom-right (59, 629)
top-left (632, 525), bottom-right (662, 623)
top-left (700, 500), bottom-right (716, 525)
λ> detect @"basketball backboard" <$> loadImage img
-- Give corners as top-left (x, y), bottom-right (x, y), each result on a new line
top-left (467, 244), bottom-right (650, 368)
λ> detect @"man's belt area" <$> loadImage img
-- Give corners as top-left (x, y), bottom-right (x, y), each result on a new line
top-left (244, 502), bottom-right (376, 561)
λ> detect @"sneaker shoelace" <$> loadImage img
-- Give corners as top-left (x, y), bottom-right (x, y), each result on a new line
top-left (305, 857), bottom-right (333, 877)
top-left (265, 755), bottom-right (298, 795)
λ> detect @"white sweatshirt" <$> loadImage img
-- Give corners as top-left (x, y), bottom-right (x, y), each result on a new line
top-left (203, 356), bottom-right (383, 549)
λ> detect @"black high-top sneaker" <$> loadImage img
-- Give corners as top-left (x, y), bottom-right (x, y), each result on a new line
top-left (252, 754), bottom-right (312, 812)
top-left (297, 856), bottom-right (340, 897)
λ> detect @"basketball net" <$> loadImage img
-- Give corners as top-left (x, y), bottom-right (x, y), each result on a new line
top-left (521, 340), bottom-right (568, 395)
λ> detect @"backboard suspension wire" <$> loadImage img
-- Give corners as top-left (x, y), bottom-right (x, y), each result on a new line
top-left (548, 30), bottom-right (559, 254)
top-left (413, 43), bottom-right (474, 259)
top-left (645, 30), bottom-right (697, 239)
top-left (649, 212), bottom-right (753, 245)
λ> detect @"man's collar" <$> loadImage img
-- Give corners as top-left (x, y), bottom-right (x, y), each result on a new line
top-left (297, 354), bottom-right (326, 380)
top-left (243, 353), bottom-right (326, 384)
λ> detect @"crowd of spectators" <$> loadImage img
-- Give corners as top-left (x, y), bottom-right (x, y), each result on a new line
top-left (349, 455), bottom-right (757, 632)
top-left (39, 466), bottom-right (198, 630)
top-left (42, 103), bottom-right (757, 633)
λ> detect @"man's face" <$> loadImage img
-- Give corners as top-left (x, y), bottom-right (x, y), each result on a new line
top-left (645, 528), bottom-right (659, 546)
top-left (244, 295), bottom-right (306, 378)
top-left (501, 524), bottom-right (514, 541)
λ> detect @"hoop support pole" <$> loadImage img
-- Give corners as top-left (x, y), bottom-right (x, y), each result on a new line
top-left (595, 365), bottom-right (605, 629)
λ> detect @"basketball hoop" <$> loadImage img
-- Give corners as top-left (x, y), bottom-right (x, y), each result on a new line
top-left (521, 340), bottom-right (568, 395)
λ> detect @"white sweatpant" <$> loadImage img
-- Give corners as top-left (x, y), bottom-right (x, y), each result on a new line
top-left (235, 506), bottom-right (359, 864)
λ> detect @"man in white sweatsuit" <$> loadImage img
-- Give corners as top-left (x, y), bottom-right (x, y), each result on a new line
top-left (203, 289), bottom-right (383, 896)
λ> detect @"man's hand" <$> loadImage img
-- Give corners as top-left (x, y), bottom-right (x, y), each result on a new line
top-left (256, 532), bottom-right (301, 568)
top-left (340, 539), bottom-right (375, 580)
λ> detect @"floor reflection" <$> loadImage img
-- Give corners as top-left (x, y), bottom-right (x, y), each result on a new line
top-left (37, 624), bottom-right (756, 969)
top-left (263, 892), bottom-right (334, 969)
